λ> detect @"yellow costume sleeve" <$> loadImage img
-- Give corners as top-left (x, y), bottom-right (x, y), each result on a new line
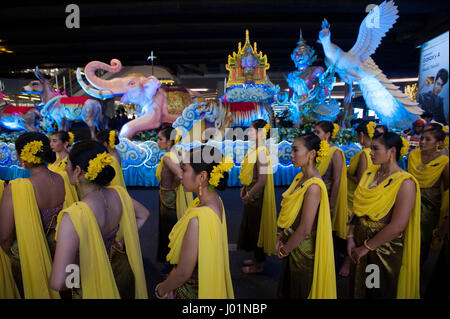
top-left (407, 149), bottom-right (448, 188)
top-left (0, 180), bottom-right (21, 299)
top-left (238, 145), bottom-right (277, 255)
top-left (317, 146), bottom-right (348, 239)
top-left (10, 179), bottom-right (60, 299)
top-left (347, 149), bottom-right (374, 217)
top-left (110, 156), bottom-right (126, 188)
top-left (277, 175), bottom-right (337, 299)
top-left (354, 166), bottom-right (421, 299)
top-left (55, 202), bottom-right (120, 299)
top-left (156, 151), bottom-right (193, 219)
top-left (167, 204), bottom-right (234, 299)
top-left (109, 185), bottom-right (148, 299)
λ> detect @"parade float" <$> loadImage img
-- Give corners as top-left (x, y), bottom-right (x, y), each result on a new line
top-left (1, 2), bottom-right (424, 184)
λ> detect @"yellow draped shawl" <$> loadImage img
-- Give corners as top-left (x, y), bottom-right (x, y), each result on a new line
top-left (55, 186), bottom-right (148, 299)
top-left (110, 155), bottom-right (126, 189)
top-left (277, 173), bottom-right (337, 299)
top-left (48, 155), bottom-right (68, 174)
top-left (166, 198), bottom-right (234, 299)
top-left (56, 170), bottom-right (79, 209)
top-left (347, 148), bottom-right (374, 216)
top-left (316, 146), bottom-right (348, 239)
top-left (407, 148), bottom-right (449, 189)
top-left (10, 179), bottom-right (61, 299)
top-left (156, 150), bottom-right (193, 220)
top-left (353, 166), bottom-right (421, 299)
top-left (238, 145), bottom-right (277, 255)
top-left (0, 180), bottom-right (21, 299)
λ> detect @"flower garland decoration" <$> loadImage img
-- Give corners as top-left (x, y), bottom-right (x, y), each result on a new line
top-left (174, 128), bottom-right (183, 144)
top-left (400, 137), bottom-right (410, 157)
top-left (331, 123), bottom-right (339, 140)
top-left (85, 152), bottom-right (113, 182)
top-left (68, 131), bottom-right (75, 146)
top-left (209, 156), bottom-right (234, 189)
top-left (20, 140), bottom-right (43, 164)
top-left (109, 130), bottom-right (116, 149)
top-left (316, 140), bottom-right (329, 163)
top-left (366, 121), bottom-right (376, 139)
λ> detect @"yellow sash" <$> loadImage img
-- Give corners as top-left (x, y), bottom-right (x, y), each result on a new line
top-left (109, 186), bottom-right (148, 298)
top-left (156, 150), bottom-right (193, 219)
top-left (348, 148), bottom-right (373, 176)
top-left (48, 155), bottom-right (67, 174)
top-left (347, 149), bottom-right (374, 216)
top-left (0, 180), bottom-right (21, 299)
top-left (166, 200), bottom-right (234, 299)
top-left (317, 146), bottom-right (348, 239)
top-left (238, 145), bottom-right (277, 255)
top-left (353, 166), bottom-right (421, 299)
top-left (55, 202), bottom-right (119, 299)
top-left (11, 179), bottom-right (60, 299)
top-left (277, 174), bottom-right (337, 299)
top-left (56, 170), bottom-right (78, 208)
top-left (407, 148), bottom-right (449, 189)
top-left (110, 156), bottom-right (126, 189)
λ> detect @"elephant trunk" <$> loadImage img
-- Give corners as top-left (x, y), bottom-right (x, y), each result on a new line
top-left (84, 59), bottom-right (125, 94)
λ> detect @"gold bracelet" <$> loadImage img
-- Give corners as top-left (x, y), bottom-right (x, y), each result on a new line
top-left (346, 234), bottom-right (354, 238)
top-left (155, 283), bottom-right (168, 299)
top-left (363, 239), bottom-right (375, 251)
top-left (279, 245), bottom-right (288, 257)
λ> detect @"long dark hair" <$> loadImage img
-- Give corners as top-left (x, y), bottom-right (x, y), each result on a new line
top-left (69, 140), bottom-right (115, 186)
top-left (295, 133), bottom-right (321, 160)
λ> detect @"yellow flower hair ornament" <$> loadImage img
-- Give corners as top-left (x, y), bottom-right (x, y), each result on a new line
top-left (331, 123), bottom-right (339, 139)
top-left (366, 121), bottom-right (376, 139)
top-left (209, 156), bottom-right (234, 189)
top-left (262, 123), bottom-right (271, 138)
top-left (174, 128), bottom-right (183, 144)
top-left (316, 140), bottom-right (329, 163)
top-left (443, 126), bottom-right (448, 133)
top-left (85, 152), bottom-right (113, 182)
top-left (400, 137), bottom-right (409, 157)
top-left (20, 140), bottom-right (43, 165)
top-left (68, 132), bottom-right (75, 146)
top-left (109, 130), bottom-right (116, 150)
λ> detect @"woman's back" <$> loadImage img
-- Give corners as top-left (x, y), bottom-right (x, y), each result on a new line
top-left (83, 187), bottom-right (123, 237)
top-left (29, 169), bottom-right (66, 212)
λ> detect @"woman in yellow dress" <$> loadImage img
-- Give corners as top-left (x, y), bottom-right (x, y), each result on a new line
top-left (407, 126), bottom-right (448, 267)
top-left (0, 132), bottom-right (76, 299)
top-left (237, 119), bottom-right (277, 274)
top-left (48, 131), bottom-right (73, 174)
top-left (155, 125), bottom-right (193, 263)
top-left (314, 121), bottom-right (348, 273)
top-left (154, 145), bottom-right (234, 299)
top-left (276, 133), bottom-right (336, 299)
top-left (49, 140), bottom-right (150, 299)
top-left (348, 131), bottom-right (421, 299)
top-left (339, 120), bottom-right (376, 277)
top-left (96, 129), bottom-right (126, 188)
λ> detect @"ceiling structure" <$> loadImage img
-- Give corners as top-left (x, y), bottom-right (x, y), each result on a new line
top-left (0, 0), bottom-right (448, 94)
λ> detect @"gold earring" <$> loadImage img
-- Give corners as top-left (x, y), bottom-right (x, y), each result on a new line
top-left (198, 184), bottom-right (202, 197)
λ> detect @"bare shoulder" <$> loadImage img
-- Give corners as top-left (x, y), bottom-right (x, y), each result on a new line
top-left (305, 183), bottom-right (321, 197)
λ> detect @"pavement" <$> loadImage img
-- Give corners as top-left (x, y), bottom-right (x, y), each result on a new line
top-left (129, 186), bottom-right (351, 299)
